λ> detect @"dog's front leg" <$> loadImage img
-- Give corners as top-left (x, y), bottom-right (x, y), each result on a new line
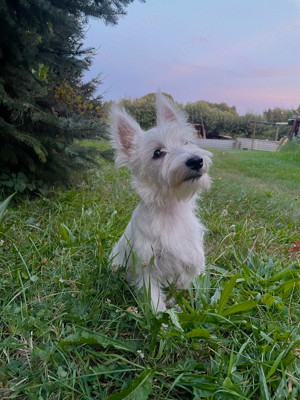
top-left (140, 271), bottom-right (167, 313)
top-left (150, 283), bottom-right (167, 312)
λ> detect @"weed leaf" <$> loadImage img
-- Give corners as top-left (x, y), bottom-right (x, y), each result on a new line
top-left (218, 274), bottom-right (241, 315)
top-left (59, 330), bottom-right (135, 353)
top-left (165, 309), bottom-right (184, 332)
top-left (107, 368), bottom-right (154, 400)
top-left (223, 299), bottom-right (259, 316)
top-left (262, 293), bottom-right (275, 308)
top-left (185, 328), bottom-right (210, 339)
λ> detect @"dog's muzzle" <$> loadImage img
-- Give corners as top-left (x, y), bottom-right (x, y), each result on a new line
top-left (185, 156), bottom-right (203, 171)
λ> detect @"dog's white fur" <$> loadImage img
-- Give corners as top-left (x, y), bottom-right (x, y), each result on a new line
top-left (109, 92), bottom-right (212, 312)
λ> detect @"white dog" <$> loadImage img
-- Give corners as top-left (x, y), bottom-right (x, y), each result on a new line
top-left (109, 92), bottom-right (212, 312)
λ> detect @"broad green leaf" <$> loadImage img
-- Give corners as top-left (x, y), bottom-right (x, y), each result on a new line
top-left (223, 299), bottom-right (258, 316)
top-left (39, 350), bottom-right (51, 362)
top-left (165, 309), bottom-right (183, 332)
top-left (107, 368), bottom-right (154, 400)
top-left (218, 274), bottom-right (241, 315)
top-left (223, 376), bottom-right (233, 389)
top-left (57, 365), bottom-right (68, 378)
top-left (262, 293), bottom-right (275, 308)
top-left (178, 312), bottom-right (206, 324)
top-left (275, 278), bottom-right (300, 297)
top-left (14, 183), bottom-right (25, 192)
top-left (214, 388), bottom-right (250, 400)
top-left (0, 193), bottom-right (15, 224)
top-left (0, 180), bottom-right (14, 187)
top-left (17, 172), bottom-right (27, 181)
top-left (210, 287), bottom-right (221, 305)
top-left (58, 223), bottom-right (71, 245)
top-left (185, 328), bottom-right (210, 339)
top-left (263, 265), bottom-right (294, 284)
top-left (59, 330), bottom-right (135, 353)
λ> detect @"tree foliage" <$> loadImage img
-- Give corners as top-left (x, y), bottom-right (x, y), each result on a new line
top-left (118, 92), bottom-right (174, 130)
top-left (185, 101), bottom-right (235, 138)
top-left (0, 0), bottom-right (136, 191)
top-left (117, 93), bottom-right (299, 140)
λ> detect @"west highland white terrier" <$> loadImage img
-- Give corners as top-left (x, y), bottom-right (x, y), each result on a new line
top-left (109, 92), bottom-right (212, 312)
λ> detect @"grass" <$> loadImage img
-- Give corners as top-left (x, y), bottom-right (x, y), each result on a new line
top-left (211, 145), bottom-right (300, 195)
top-left (0, 140), bottom-right (300, 399)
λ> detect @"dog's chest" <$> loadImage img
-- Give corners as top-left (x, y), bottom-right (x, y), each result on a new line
top-left (134, 202), bottom-right (204, 264)
top-left (155, 208), bottom-right (194, 240)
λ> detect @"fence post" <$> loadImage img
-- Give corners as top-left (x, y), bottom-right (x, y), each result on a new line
top-left (275, 125), bottom-right (279, 141)
top-left (251, 121), bottom-right (256, 150)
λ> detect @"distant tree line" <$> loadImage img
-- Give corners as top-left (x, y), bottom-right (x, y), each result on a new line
top-left (104, 94), bottom-right (299, 140)
top-left (0, 0), bottom-right (136, 193)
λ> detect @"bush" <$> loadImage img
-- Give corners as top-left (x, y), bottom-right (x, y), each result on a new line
top-left (0, 0), bottom-right (136, 192)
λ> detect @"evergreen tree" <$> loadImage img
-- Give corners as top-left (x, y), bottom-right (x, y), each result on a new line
top-left (0, 0), bottom-right (137, 191)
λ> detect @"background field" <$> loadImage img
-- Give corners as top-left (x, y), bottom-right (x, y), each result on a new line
top-left (0, 142), bottom-right (300, 399)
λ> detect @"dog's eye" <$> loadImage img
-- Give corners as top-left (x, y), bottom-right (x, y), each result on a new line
top-left (184, 141), bottom-right (191, 145)
top-left (153, 149), bottom-right (163, 159)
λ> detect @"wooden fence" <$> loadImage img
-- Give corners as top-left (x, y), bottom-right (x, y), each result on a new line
top-left (197, 139), bottom-right (235, 149)
top-left (198, 137), bottom-right (279, 152)
top-left (235, 138), bottom-right (278, 151)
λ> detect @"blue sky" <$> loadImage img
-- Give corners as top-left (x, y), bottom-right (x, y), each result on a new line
top-left (84, 0), bottom-right (300, 114)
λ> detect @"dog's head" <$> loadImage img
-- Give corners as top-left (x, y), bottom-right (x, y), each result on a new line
top-left (109, 91), bottom-right (212, 205)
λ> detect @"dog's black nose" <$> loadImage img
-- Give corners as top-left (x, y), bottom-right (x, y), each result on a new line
top-left (186, 156), bottom-right (203, 171)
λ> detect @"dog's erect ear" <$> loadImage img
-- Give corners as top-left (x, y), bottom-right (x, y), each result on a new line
top-left (109, 105), bottom-right (142, 166)
top-left (156, 91), bottom-right (186, 126)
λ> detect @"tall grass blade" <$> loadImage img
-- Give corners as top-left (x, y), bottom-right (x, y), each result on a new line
top-left (259, 365), bottom-right (270, 400)
top-left (265, 350), bottom-right (285, 380)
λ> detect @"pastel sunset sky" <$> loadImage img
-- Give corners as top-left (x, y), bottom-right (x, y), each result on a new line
top-left (84, 0), bottom-right (300, 114)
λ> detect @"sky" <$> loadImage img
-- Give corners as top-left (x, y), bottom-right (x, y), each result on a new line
top-left (84, 0), bottom-right (300, 114)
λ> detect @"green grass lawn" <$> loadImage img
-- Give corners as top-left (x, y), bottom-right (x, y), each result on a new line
top-left (211, 144), bottom-right (300, 196)
top-left (0, 141), bottom-right (300, 399)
